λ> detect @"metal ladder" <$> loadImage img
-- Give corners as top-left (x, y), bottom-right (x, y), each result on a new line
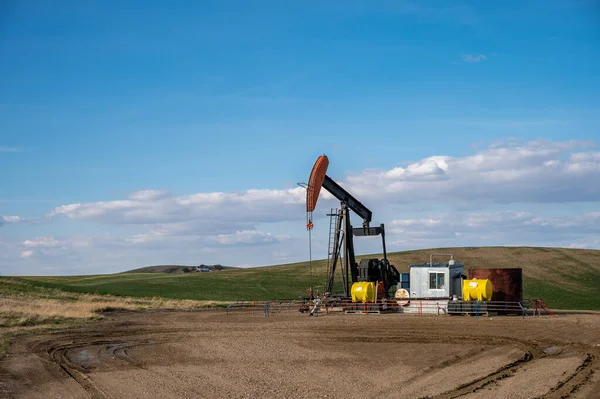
top-left (533, 299), bottom-right (555, 316)
top-left (326, 208), bottom-right (339, 279)
top-left (309, 298), bottom-right (322, 316)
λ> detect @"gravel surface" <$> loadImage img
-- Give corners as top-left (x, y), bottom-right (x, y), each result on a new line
top-left (1, 309), bottom-right (599, 398)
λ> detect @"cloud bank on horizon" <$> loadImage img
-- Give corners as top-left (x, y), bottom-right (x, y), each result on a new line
top-left (1, 139), bottom-right (599, 275)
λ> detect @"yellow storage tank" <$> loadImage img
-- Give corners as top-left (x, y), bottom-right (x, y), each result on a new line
top-left (462, 279), bottom-right (493, 301)
top-left (351, 282), bottom-right (376, 303)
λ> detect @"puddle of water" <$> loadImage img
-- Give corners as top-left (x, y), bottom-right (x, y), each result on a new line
top-left (543, 347), bottom-right (562, 356)
top-left (69, 349), bottom-right (99, 369)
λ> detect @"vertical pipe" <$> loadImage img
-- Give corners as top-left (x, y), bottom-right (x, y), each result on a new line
top-left (429, 253), bottom-right (454, 266)
top-left (381, 224), bottom-right (387, 262)
top-left (345, 205), bottom-right (358, 286)
top-left (342, 205), bottom-right (350, 297)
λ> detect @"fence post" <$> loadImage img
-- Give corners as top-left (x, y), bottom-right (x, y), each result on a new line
top-left (519, 302), bottom-right (525, 319)
top-left (226, 301), bottom-right (235, 316)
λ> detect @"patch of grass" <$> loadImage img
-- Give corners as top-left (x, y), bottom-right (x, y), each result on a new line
top-left (11, 268), bottom-right (326, 301)
top-left (0, 334), bottom-right (9, 357)
top-left (524, 272), bottom-right (600, 311)
top-left (0, 312), bottom-right (79, 328)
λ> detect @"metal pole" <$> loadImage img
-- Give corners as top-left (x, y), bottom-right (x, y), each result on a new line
top-left (343, 206), bottom-right (349, 297)
top-left (381, 223), bottom-right (387, 262)
top-left (429, 253), bottom-right (455, 266)
top-left (308, 227), bottom-right (312, 288)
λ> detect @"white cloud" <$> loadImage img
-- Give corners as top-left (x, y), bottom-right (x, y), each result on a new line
top-left (461, 54), bottom-right (487, 63)
top-left (215, 230), bottom-right (289, 246)
top-left (22, 237), bottom-right (62, 248)
top-left (390, 218), bottom-right (443, 229)
top-left (48, 187), bottom-right (308, 226)
top-left (20, 250), bottom-right (33, 258)
top-left (386, 211), bottom-right (600, 249)
top-left (0, 216), bottom-right (23, 226)
top-left (14, 235), bottom-right (96, 260)
top-left (11, 227), bottom-right (293, 267)
top-left (342, 139), bottom-right (600, 205)
top-left (127, 189), bottom-right (171, 201)
top-left (21, 236), bottom-right (92, 249)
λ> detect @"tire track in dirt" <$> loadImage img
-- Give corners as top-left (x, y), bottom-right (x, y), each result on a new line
top-left (42, 337), bottom-right (163, 399)
top-left (539, 353), bottom-right (595, 399)
top-left (48, 343), bottom-right (113, 399)
top-left (38, 335), bottom-right (211, 399)
top-left (427, 351), bottom-right (596, 399)
top-left (424, 350), bottom-right (533, 399)
top-left (314, 323), bottom-right (599, 398)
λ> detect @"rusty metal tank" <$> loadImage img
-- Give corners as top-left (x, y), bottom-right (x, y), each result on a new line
top-left (468, 268), bottom-right (523, 303)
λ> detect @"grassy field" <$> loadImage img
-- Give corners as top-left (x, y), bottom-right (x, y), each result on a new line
top-left (5, 246), bottom-right (600, 311)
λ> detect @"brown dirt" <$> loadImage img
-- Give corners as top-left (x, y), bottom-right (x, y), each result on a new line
top-left (1, 309), bottom-right (599, 399)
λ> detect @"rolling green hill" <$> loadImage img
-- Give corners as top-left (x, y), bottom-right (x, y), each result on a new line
top-left (7, 246), bottom-right (600, 310)
top-left (122, 265), bottom-right (236, 274)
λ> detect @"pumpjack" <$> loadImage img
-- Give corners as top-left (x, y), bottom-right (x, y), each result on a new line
top-left (304, 155), bottom-right (400, 300)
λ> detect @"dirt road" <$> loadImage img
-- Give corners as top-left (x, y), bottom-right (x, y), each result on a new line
top-left (1, 309), bottom-right (599, 398)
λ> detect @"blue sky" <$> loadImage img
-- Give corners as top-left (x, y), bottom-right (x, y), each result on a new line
top-left (1, 0), bottom-right (599, 275)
